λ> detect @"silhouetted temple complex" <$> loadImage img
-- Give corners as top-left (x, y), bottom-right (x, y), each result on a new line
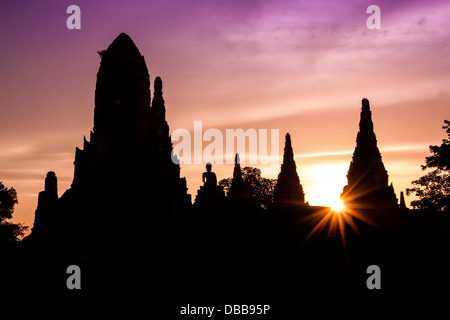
top-left (273, 133), bottom-right (306, 206)
top-left (341, 98), bottom-right (398, 209)
top-left (28, 33), bottom-right (191, 254)
top-left (24, 34), bottom-right (409, 262)
top-left (6, 29), bottom-right (450, 303)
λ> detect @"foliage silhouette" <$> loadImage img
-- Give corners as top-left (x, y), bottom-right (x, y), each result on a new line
top-left (219, 166), bottom-right (276, 209)
top-left (0, 181), bottom-right (28, 243)
top-left (0, 181), bottom-right (17, 222)
top-left (407, 120), bottom-right (450, 213)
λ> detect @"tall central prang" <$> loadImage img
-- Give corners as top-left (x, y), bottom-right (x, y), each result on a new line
top-left (29, 33), bottom-right (191, 254)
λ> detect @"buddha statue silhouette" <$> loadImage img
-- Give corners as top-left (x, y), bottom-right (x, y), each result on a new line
top-left (194, 162), bottom-right (226, 210)
top-left (202, 162), bottom-right (217, 188)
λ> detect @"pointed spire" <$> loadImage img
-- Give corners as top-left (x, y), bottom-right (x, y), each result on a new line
top-left (229, 154), bottom-right (243, 197)
top-left (341, 99), bottom-right (397, 209)
top-left (229, 153), bottom-right (251, 202)
top-left (362, 98), bottom-right (370, 112)
top-left (232, 153), bottom-right (242, 183)
top-left (154, 76), bottom-right (162, 95)
top-left (152, 76), bottom-right (166, 119)
top-left (358, 98), bottom-right (375, 142)
top-left (283, 133), bottom-right (294, 163)
top-left (273, 133), bottom-right (305, 205)
top-left (399, 191), bottom-right (407, 209)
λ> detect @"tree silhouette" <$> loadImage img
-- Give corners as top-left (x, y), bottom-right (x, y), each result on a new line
top-left (219, 166), bottom-right (277, 209)
top-left (0, 181), bottom-right (28, 243)
top-left (0, 182), bottom-right (17, 222)
top-left (407, 120), bottom-right (450, 213)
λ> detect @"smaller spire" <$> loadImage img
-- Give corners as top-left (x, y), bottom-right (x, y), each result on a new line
top-left (399, 191), bottom-right (407, 209)
top-left (282, 133), bottom-right (295, 166)
top-left (232, 153), bottom-right (243, 184)
top-left (286, 132), bottom-right (291, 142)
top-left (229, 153), bottom-right (251, 202)
top-left (151, 76), bottom-right (166, 119)
top-left (359, 98), bottom-right (374, 134)
top-left (273, 133), bottom-right (305, 205)
top-left (362, 98), bottom-right (370, 112)
top-left (154, 76), bottom-right (162, 95)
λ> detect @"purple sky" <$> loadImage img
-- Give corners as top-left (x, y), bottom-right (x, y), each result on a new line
top-left (1, 0), bottom-right (449, 232)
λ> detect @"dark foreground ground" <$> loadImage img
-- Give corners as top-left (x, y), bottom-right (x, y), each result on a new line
top-left (2, 207), bottom-right (450, 316)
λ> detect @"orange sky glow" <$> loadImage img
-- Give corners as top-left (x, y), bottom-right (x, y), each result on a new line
top-left (0, 0), bottom-right (449, 235)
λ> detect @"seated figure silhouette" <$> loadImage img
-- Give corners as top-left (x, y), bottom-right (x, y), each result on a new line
top-left (194, 162), bottom-right (226, 210)
top-left (202, 163), bottom-right (217, 188)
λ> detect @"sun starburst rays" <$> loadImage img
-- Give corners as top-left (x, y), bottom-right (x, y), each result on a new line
top-left (301, 196), bottom-right (375, 257)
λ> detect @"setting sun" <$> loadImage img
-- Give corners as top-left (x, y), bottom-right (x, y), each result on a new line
top-left (301, 163), bottom-right (349, 209)
top-left (330, 199), bottom-right (346, 212)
